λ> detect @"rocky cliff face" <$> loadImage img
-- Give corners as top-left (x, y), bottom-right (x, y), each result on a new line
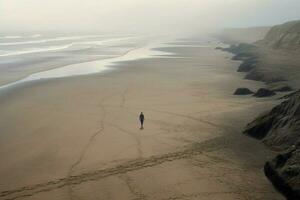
top-left (220, 21), bottom-right (300, 89)
top-left (222, 43), bottom-right (289, 85)
top-left (258, 20), bottom-right (300, 51)
top-left (264, 145), bottom-right (300, 200)
top-left (244, 90), bottom-right (300, 150)
top-left (244, 90), bottom-right (300, 199)
top-left (220, 20), bottom-right (300, 200)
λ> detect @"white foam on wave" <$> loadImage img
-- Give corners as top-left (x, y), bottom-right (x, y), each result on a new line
top-left (30, 34), bottom-right (42, 38)
top-left (0, 36), bottom-right (92, 46)
top-left (0, 36), bottom-right (141, 57)
top-left (27, 44), bottom-right (171, 79)
top-left (78, 36), bottom-right (141, 46)
top-left (0, 35), bottom-right (135, 46)
top-left (2, 36), bottom-right (23, 39)
top-left (0, 34), bottom-right (42, 39)
top-left (0, 44), bottom-right (75, 57)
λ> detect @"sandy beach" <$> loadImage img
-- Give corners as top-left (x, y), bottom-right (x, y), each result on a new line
top-left (0, 43), bottom-right (284, 200)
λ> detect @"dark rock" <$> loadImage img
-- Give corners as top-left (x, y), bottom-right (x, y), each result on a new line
top-left (274, 86), bottom-right (293, 92)
top-left (264, 149), bottom-right (300, 200)
top-left (245, 90), bottom-right (300, 147)
top-left (235, 22), bottom-right (300, 199)
top-left (223, 43), bottom-right (256, 54)
top-left (253, 88), bottom-right (276, 97)
top-left (243, 112), bottom-right (274, 139)
top-left (232, 53), bottom-right (253, 61)
top-left (238, 58), bottom-right (257, 72)
top-left (268, 82), bottom-right (293, 92)
top-left (280, 91), bottom-right (298, 100)
top-left (233, 88), bottom-right (254, 95)
top-left (221, 43), bottom-right (257, 61)
top-left (245, 69), bottom-right (286, 83)
top-left (244, 90), bottom-right (300, 199)
top-left (215, 47), bottom-right (223, 50)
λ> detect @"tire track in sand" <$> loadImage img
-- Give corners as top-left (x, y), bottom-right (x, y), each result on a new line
top-left (0, 135), bottom-right (230, 200)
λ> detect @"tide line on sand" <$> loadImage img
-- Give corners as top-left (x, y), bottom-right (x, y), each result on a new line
top-left (0, 43), bottom-right (174, 91)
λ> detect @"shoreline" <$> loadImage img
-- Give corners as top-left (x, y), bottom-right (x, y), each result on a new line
top-left (0, 42), bottom-right (283, 200)
top-left (0, 42), bottom-right (176, 91)
top-left (0, 34), bottom-right (151, 87)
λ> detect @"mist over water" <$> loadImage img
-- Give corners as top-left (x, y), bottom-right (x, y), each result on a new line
top-left (0, 34), bottom-right (141, 57)
top-left (0, 2), bottom-right (300, 200)
top-left (0, 33), bottom-right (186, 88)
top-left (0, 0), bottom-right (300, 88)
top-left (0, 31), bottom-right (220, 90)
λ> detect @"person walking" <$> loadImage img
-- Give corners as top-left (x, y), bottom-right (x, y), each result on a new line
top-left (139, 112), bottom-right (145, 129)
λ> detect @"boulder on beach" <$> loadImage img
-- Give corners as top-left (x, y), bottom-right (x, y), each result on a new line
top-left (233, 88), bottom-right (254, 95)
top-left (253, 88), bottom-right (276, 97)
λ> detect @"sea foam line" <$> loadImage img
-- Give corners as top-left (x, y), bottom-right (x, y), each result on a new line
top-left (0, 36), bottom-right (141, 57)
top-left (0, 44), bottom-right (74, 57)
top-left (0, 43), bottom-right (173, 91)
top-left (0, 35), bottom-right (137, 46)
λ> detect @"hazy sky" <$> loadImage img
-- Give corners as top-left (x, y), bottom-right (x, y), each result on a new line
top-left (1, 0), bottom-right (300, 34)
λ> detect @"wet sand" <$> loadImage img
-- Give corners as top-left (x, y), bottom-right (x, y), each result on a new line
top-left (0, 44), bottom-right (284, 200)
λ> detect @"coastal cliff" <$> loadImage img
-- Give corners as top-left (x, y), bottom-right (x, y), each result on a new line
top-left (258, 20), bottom-right (300, 51)
top-left (222, 20), bottom-right (300, 90)
top-left (244, 90), bottom-right (300, 149)
top-left (244, 90), bottom-right (300, 200)
top-left (220, 20), bottom-right (300, 199)
top-left (243, 21), bottom-right (300, 199)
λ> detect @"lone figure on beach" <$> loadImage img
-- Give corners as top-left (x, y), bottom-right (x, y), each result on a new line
top-left (139, 112), bottom-right (145, 129)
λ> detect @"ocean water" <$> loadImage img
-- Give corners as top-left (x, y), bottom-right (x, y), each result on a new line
top-left (0, 33), bottom-right (218, 90)
top-left (0, 34), bottom-right (148, 59)
top-left (0, 33), bottom-right (176, 89)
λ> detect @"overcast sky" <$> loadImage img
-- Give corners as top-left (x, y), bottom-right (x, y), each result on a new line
top-left (1, 0), bottom-right (300, 34)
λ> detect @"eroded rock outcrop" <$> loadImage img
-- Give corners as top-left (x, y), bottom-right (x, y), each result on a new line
top-left (222, 43), bottom-right (257, 60)
top-left (245, 69), bottom-right (286, 84)
top-left (237, 57), bottom-right (257, 72)
top-left (244, 90), bottom-right (300, 199)
top-left (253, 88), bottom-right (276, 98)
top-left (268, 82), bottom-right (293, 92)
top-left (220, 21), bottom-right (300, 88)
top-left (245, 90), bottom-right (300, 147)
top-left (234, 88), bottom-right (254, 95)
top-left (221, 43), bottom-right (286, 84)
top-left (264, 146), bottom-right (300, 200)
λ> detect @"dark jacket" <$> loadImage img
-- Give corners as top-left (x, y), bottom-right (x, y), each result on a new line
top-left (139, 114), bottom-right (144, 122)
